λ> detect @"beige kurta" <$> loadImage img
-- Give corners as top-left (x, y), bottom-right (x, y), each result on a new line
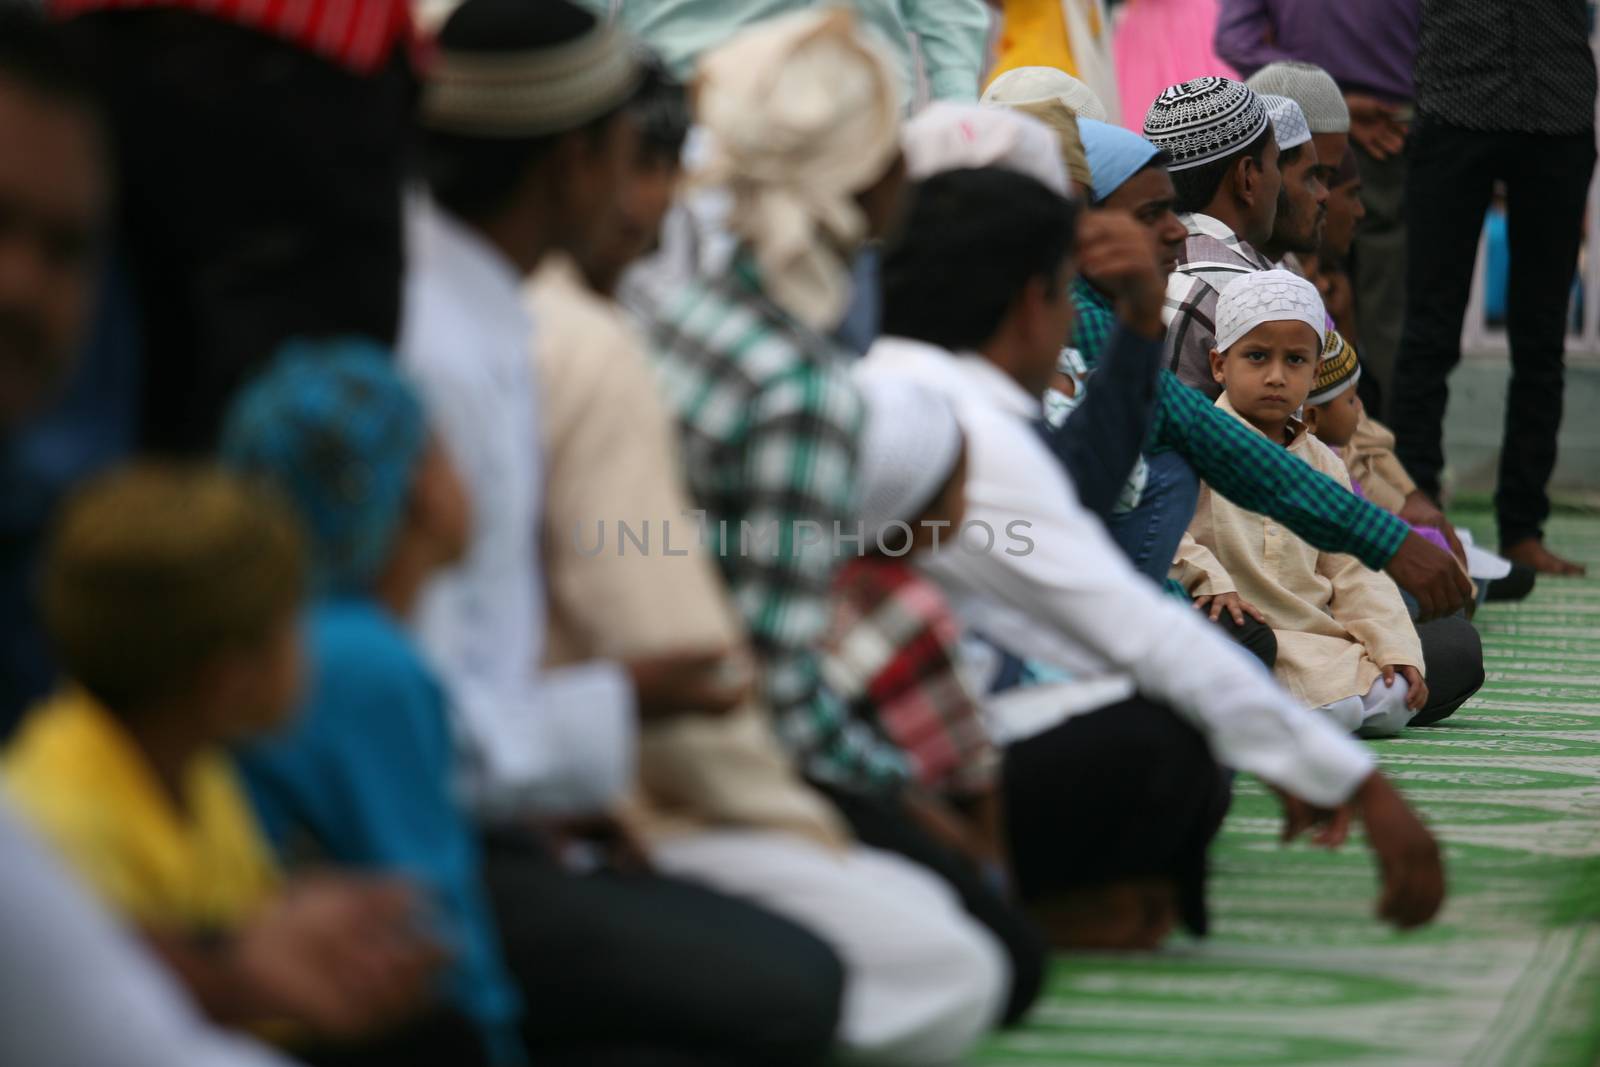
top-left (527, 256), bottom-right (845, 848)
top-left (1344, 410), bottom-right (1418, 514)
top-left (1171, 394), bottom-right (1424, 709)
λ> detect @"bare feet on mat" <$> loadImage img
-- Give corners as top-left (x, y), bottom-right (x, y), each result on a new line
top-left (1502, 537), bottom-right (1587, 576)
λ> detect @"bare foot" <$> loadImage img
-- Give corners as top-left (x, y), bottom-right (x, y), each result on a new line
top-left (1502, 538), bottom-right (1587, 577)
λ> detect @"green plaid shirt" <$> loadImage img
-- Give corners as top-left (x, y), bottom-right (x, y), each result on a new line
top-left (1069, 278), bottom-right (1408, 570)
top-left (650, 252), bottom-right (910, 791)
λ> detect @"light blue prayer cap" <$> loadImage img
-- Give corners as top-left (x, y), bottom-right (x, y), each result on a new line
top-left (1077, 118), bottom-right (1165, 205)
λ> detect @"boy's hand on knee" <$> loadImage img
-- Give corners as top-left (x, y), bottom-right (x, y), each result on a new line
top-left (1354, 773), bottom-right (1446, 929)
top-left (1194, 592), bottom-right (1264, 626)
top-left (1385, 665), bottom-right (1428, 711)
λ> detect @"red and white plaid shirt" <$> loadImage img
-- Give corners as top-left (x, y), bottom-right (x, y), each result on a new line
top-left (51, 0), bottom-right (412, 74)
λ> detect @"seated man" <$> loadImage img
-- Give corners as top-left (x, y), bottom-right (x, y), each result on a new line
top-left (866, 165), bottom-right (1446, 940)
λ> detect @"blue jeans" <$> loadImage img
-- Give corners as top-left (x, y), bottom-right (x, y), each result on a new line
top-left (1106, 451), bottom-right (1201, 584)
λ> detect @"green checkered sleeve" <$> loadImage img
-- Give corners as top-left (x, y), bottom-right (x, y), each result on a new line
top-left (1148, 371), bottom-right (1409, 570)
top-left (733, 365), bottom-right (911, 790)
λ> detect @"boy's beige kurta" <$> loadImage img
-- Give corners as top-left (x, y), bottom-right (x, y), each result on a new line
top-left (1344, 411), bottom-right (1418, 514)
top-left (1172, 394), bottom-right (1424, 710)
top-left (528, 254), bottom-right (845, 848)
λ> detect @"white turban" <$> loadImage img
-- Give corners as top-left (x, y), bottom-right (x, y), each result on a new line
top-left (1214, 269), bottom-right (1328, 353)
top-left (981, 65), bottom-right (1109, 123)
top-left (854, 375), bottom-right (964, 549)
top-left (694, 9), bottom-right (902, 332)
top-left (902, 102), bottom-right (1069, 196)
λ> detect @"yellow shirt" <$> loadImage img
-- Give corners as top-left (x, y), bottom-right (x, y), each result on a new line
top-left (3, 689), bottom-right (278, 931)
top-left (1172, 396), bottom-right (1424, 709)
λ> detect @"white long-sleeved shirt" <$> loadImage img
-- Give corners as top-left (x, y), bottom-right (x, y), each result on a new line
top-left (400, 198), bottom-right (636, 818)
top-left (855, 336), bottom-right (1376, 808)
top-left (0, 799), bottom-right (292, 1067)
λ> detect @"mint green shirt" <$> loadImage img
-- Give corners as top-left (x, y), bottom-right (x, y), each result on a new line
top-left (590, 0), bottom-right (991, 107)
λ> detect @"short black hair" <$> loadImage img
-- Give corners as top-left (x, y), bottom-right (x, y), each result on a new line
top-left (882, 168), bottom-right (1079, 352)
top-left (632, 57), bottom-right (689, 166)
top-left (1278, 142), bottom-right (1306, 167)
top-left (1169, 124), bottom-right (1273, 214)
top-left (0, 5), bottom-right (99, 119)
top-left (422, 0), bottom-right (637, 221)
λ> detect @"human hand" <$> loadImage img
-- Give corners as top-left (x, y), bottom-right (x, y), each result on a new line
top-left (1270, 783), bottom-right (1351, 849)
top-left (1346, 94), bottom-right (1407, 159)
top-left (1398, 489), bottom-right (1468, 568)
top-left (1385, 531), bottom-right (1472, 621)
top-left (1076, 210), bottom-right (1166, 339)
top-left (627, 648), bottom-right (752, 720)
top-left (1194, 591), bottom-right (1265, 626)
top-left (236, 877), bottom-right (444, 1038)
top-left (1353, 772), bottom-right (1445, 928)
top-left (1382, 664), bottom-right (1429, 712)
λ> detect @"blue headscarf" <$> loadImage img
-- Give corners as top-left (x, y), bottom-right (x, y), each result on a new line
top-left (1077, 118), bottom-right (1164, 205)
top-left (220, 339), bottom-right (427, 597)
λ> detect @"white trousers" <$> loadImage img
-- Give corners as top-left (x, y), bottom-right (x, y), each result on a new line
top-left (1317, 675), bottom-right (1413, 738)
top-left (653, 830), bottom-right (1008, 1067)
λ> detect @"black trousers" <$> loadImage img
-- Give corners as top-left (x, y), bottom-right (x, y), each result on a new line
top-left (1002, 697), bottom-right (1232, 937)
top-left (1414, 614), bottom-right (1486, 727)
top-left (481, 832), bottom-right (843, 1067)
top-left (812, 784), bottom-right (1048, 1028)
top-left (63, 11), bottom-right (413, 455)
top-left (1391, 118), bottom-right (1596, 547)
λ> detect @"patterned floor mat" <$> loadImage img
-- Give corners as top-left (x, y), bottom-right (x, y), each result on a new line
top-left (975, 512), bottom-right (1600, 1067)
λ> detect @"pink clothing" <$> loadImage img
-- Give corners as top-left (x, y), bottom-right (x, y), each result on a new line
top-left (1113, 0), bottom-right (1240, 130)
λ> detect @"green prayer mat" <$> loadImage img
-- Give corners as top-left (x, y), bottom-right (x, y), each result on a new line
top-left (976, 511), bottom-right (1600, 1067)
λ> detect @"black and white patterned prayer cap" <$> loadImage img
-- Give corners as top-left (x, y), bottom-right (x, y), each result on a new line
top-left (1142, 77), bottom-right (1269, 172)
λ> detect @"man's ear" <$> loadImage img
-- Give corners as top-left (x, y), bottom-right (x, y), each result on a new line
top-left (1209, 347), bottom-right (1227, 386)
top-left (1234, 155), bottom-right (1257, 208)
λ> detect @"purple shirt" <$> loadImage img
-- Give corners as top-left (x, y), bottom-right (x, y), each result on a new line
top-left (1215, 0), bottom-right (1421, 104)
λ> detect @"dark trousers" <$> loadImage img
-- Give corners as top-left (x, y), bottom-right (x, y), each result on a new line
top-left (1414, 614), bottom-right (1486, 727)
top-left (813, 784), bottom-right (1048, 1028)
top-left (294, 1011), bottom-right (488, 1067)
top-left (63, 11), bottom-right (413, 455)
top-left (1002, 697), bottom-right (1232, 937)
top-left (1392, 119), bottom-right (1596, 547)
top-left (481, 832), bottom-right (843, 1067)
top-left (1350, 141), bottom-right (1409, 421)
top-left (1215, 613), bottom-right (1278, 670)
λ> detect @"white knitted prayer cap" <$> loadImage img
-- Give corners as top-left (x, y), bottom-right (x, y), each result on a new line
top-left (1260, 95), bottom-right (1312, 152)
top-left (1246, 62), bottom-right (1350, 134)
top-left (1214, 269), bottom-right (1327, 353)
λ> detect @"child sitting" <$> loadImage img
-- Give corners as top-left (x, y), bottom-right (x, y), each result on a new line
top-left (1172, 271), bottom-right (1427, 738)
top-left (4, 464), bottom-right (452, 1061)
top-left (221, 342), bottom-right (523, 1066)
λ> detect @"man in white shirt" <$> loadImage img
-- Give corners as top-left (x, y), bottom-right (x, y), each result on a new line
top-left (401, 2), bottom-right (854, 1062)
top-left (862, 165), bottom-right (1445, 939)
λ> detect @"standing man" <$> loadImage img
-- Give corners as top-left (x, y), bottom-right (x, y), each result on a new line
top-left (1391, 2), bottom-right (1597, 576)
top-left (1215, 0), bottom-right (1420, 418)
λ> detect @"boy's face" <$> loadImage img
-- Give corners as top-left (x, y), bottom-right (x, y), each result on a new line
top-left (582, 152), bottom-right (683, 296)
top-left (1210, 320), bottom-right (1321, 429)
top-left (1309, 387), bottom-right (1363, 448)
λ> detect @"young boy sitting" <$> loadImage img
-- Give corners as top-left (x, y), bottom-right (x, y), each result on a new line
top-left (1172, 271), bottom-right (1428, 738)
top-left (4, 464), bottom-right (451, 1060)
top-left (221, 342), bottom-right (524, 1066)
